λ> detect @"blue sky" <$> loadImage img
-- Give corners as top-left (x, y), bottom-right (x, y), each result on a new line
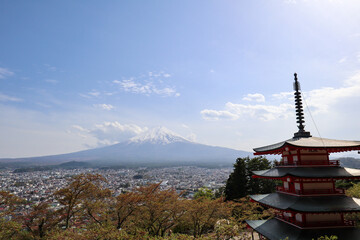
top-left (2, 0), bottom-right (360, 157)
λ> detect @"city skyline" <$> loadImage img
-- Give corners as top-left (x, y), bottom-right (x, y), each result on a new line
top-left (2, 1), bottom-right (360, 158)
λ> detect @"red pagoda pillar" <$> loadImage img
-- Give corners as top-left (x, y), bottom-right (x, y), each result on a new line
top-left (246, 73), bottom-right (360, 240)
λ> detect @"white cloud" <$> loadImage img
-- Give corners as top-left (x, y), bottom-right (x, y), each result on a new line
top-left (242, 93), bottom-right (265, 102)
top-left (72, 121), bottom-right (148, 146)
top-left (283, 0), bottom-right (338, 4)
top-left (116, 79), bottom-right (151, 94)
top-left (179, 124), bottom-right (196, 142)
top-left (201, 102), bottom-right (293, 121)
top-left (201, 71), bottom-right (360, 122)
top-left (89, 91), bottom-right (100, 97)
top-left (339, 57), bottom-right (347, 64)
top-left (200, 109), bottom-right (239, 121)
top-left (181, 124), bottom-right (190, 129)
top-left (93, 104), bottom-right (114, 111)
top-left (186, 133), bottom-right (197, 142)
top-left (72, 125), bottom-right (89, 133)
top-left (44, 64), bottom-right (57, 71)
top-left (0, 67), bottom-right (14, 79)
top-left (302, 72), bottom-right (360, 114)
top-left (147, 71), bottom-right (171, 78)
top-left (163, 73), bottom-right (171, 78)
top-left (272, 91), bottom-right (293, 100)
top-left (350, 33), bottom-right (360, 38)
top-left (80, 90), bottom-right (101, 98)
top-left (113, 78), bottom-right (180, 97)
top-left (153, 87), bottom-right (179, 96)
top-left (45, 79), bottom-right (58, 84)
top-left (226, 102), bottom-right (294, 121)
top-left (0, 93), bottom-right (22, 102)
top-left (79, 93), bottom-right (90, 98)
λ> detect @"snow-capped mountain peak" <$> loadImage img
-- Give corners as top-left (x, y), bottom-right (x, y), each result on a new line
top-left (129, 127), bottom-right (189, 145)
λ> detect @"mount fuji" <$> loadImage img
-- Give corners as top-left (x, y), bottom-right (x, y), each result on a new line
top-left (0, 127), bottom-right (252, 167)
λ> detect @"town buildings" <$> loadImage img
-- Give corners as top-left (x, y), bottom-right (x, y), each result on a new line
top-left (0, 166), bottom-right (231, 207)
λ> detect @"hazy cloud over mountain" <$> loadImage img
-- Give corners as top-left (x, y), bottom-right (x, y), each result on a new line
top-left (72, 122), bottom-right (148, 146)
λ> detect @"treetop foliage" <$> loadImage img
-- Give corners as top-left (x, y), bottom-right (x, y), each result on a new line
top-left (224, 156), bottom-right (274, 201)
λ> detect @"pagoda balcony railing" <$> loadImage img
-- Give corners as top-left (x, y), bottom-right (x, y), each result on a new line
top-left (276, 214), bottom-right (354, 228)
top-left (330, 160), bottom-right (340, 165)
top-left (276, 160), bottom-right (340, 166)
top-left (276, 186), bottom-right (344, 195)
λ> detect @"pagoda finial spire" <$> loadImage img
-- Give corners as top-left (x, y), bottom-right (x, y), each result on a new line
top-left (293, 73), bottom-right (311, 138)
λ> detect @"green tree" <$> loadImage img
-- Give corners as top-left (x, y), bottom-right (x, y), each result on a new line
top-left (346, 182), bottom-right (360, 198)
top-left (224, 156), bottom-right (274, 201)
top-left (345, 183), bottom-right (360, 227)
top-left (0, 219), bottom-right (32, 240)
top-left (246, 157), bottom-right (275, 195)
top-left (335, 179), bottom-right (359, 190)
top-left (231, 197), bottom-right (274, 228)
top-left (313, 236), bottom-right (338, 240)
top-left (194, 187), bottom-right (214, 200)
top-left (214, 186), bottom-right (225, 199)
top-left (225, 158), bottom-right (247, 201)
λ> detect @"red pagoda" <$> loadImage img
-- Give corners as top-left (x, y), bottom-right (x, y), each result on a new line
top-left (246, 73), bottom-right (360, 240)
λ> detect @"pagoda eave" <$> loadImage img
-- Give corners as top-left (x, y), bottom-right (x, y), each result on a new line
top-left (254, 145), bottom-right (360, 155)
top-left (252, 166), bottom-right (360, 179)
top-left (252, 199), bottom-right (360, 214)
top-left (252, 175), bottom-right (360, 181)
top-left (250, 193), bottom-right (360, 213)
top-left (253, 137), bottom-right (360, 155)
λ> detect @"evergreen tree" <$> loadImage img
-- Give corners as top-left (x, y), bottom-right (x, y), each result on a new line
top-left (246, 157), bottom-right (275, 195)
top-left (224, 158), bottom-right (247, 200)
top-left (225, 156), bottom-right (274, 201)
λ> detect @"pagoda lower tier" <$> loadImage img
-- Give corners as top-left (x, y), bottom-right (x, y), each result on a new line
top-left (246, 218), bottom-right (360, 240)
top-left (248, 168), bottom-right (360, 238)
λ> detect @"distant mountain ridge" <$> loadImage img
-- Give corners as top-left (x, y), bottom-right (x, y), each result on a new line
top-left (0, 127), bottom-right (252, 167)
top-left (339, 157), bottom-right (360, 169)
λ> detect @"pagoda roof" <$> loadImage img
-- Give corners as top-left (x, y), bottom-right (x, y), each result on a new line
top-left (253, 166), bottom-right (360, 179)
top-left (246, 218), bottom-right (360, 240)
top-left (250, 192), bottom-right (360, 212)
top-left (253, 136), bottom-right (360, 155)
